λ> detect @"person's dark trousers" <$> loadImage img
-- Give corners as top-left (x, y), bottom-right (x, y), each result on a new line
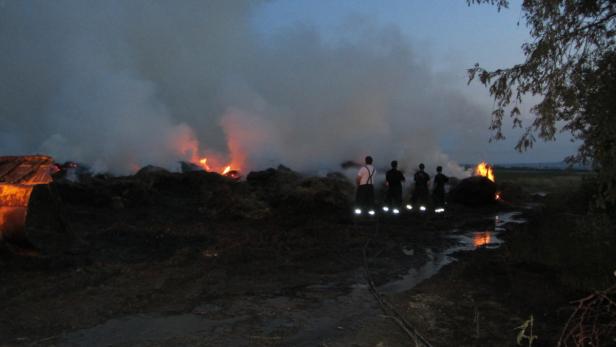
top-left (433, 189), bottom-right (445, 207)
top-left (412, 186), bottom-right (429, 205)
top-left (386, 186), bottom-right (402, 207)
top-left (356, 184), bottom-right (375, 209)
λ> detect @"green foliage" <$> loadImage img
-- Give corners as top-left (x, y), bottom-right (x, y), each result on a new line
top-left (467, 0), bottom-right (616, 205)
top-left (467, 0), bottom-right (509, 11)
top-left (571, 52), bottom-right (616, 206)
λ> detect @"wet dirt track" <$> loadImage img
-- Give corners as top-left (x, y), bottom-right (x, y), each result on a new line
top-left (0, 171), bottom-right (530, 347)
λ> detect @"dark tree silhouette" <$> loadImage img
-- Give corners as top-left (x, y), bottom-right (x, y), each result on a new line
top-left (467, 0), bottom-right (616, 204)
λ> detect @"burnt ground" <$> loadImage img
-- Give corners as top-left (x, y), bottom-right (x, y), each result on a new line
top-left (0, 168), bottom-right (588, 346)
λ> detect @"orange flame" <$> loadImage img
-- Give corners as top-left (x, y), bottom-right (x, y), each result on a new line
top-left (474, 161), bottom-right (495, 182)
top-left (198, 158), bottom-right (211, 171)
top-left (169, 126), bottom-right (243, 176)
top-left (195, 157), bottom-right (237, 175)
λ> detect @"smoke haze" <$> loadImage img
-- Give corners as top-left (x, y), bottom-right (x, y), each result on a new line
top-left (0, 0), bottom-right (488, 177)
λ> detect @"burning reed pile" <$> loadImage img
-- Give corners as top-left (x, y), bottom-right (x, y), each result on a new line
top-left (54, 165), bottom-right (354, 222)
top-left (0, 163), bottom-right (359, 270)
top-left (1, 157), bottom-right (532, 261)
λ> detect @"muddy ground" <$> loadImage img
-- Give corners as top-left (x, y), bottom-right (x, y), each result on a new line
top-left (0, 169), bottom-right (578, 346)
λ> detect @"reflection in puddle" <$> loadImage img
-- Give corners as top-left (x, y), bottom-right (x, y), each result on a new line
top-left (473, 231), bottom-right (492, 248)
top-left (380, 211), bottom-right (520, 294)
top-left (495, 211), bottom-right (526, 227)
top-left (379, 246), bottom-right (459, 294)
top-left (467, 231), bottom-right (502, 249)
top-left (473, 231), bottom-right (491, 248)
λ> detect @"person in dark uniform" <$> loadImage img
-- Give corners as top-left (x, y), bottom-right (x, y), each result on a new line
top-left (432, 166), bottom-right (449, 207)
top-left (355, 156), bottom-right (376, 211)
top-left (412, 163), bottom-right (430, 206)
top-left (385, 160), bottom-right (405, 208)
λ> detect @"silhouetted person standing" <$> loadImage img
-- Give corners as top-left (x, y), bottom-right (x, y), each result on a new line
top-left (385, 160), bottom-right (405, 207)
top-left (356, 156), bottom-right (376, 210)
top-left (432, 166), bottom-right (449, 207)
top-left (412, 163), bottom-right (430, 205)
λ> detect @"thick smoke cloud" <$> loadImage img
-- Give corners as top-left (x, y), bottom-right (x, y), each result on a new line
top-left (0, 0), bottom-right (487, 177)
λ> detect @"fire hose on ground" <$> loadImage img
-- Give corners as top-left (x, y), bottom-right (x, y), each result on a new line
top-left (356, 217), bottom-right (433, 347)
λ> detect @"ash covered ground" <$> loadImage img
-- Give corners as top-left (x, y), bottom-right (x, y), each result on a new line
top-left (0, 166), bottom-right (552, 346)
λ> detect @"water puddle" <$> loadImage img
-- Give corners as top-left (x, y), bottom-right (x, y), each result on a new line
top-left (495, 211), bottom-right (526, 228)
top-left (379, 211), bottom-right (524, 294)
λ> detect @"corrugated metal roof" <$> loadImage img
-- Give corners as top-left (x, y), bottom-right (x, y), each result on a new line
top-left (0, 155), bottom-right (54, 185)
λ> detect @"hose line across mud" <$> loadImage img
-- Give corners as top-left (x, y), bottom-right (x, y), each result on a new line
top-left (357, 217), bottom-right (433, 347)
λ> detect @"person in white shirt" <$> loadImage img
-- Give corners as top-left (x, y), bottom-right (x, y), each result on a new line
top-left (356, 156), bottom-right (376, 210)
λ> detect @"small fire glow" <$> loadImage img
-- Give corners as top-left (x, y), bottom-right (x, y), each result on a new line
top-left (474, 161), bottom-right (495, 182)
top-left (0, 185), bottom-right (34, 234)
top-left (170, 125), bottom-right (243, 177)
top-left (198, 158), bottom-right (211, 171)
top-left (195, 157), bottom-right (238, 177)
top-left (0, 185), bottom-right (33, 240)
top-left (0, 155), bottom-right (55, 241)
top-left (0, 185), bottom-right (34, 207)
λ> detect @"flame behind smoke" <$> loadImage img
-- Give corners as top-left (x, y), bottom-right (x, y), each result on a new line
top-left (198, 158), bottom-right (211, 171)
top-left (170, 124), bottom-right (242, 175)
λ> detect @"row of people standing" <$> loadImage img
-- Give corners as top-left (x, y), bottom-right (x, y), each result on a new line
top-left (355, 156), bottom-right (449, 210)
